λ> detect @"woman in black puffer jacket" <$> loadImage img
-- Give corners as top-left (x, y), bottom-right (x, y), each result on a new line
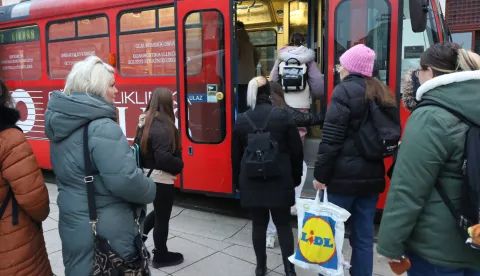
top-left (312, 44), bottom-right (396, 276)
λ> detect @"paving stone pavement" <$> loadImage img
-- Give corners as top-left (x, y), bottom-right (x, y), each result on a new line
top-left (44, 183), bottom-right (399, 276)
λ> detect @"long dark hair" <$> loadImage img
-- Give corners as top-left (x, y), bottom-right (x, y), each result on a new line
top-left (269, 82), bottom-right (287, 108)
top-left (138, 88), bottom-right (181, 154)
top-left (365, 78), bottom-right (396, 107)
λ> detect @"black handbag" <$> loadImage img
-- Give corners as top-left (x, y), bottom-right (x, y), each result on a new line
top-left (82, 123), bottom-right (150, 276)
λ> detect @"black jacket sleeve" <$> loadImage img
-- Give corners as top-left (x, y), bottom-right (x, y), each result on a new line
top-left (286, 105), bottom-right (325, 127)
top-left (284, 111), bottom-right (304, 186)
top-left (231, 118), bottom-right (246, 189)
top-left (150, 125), bottom-right (184, 175)
top-left (314, 84), bottom-right (351, 184)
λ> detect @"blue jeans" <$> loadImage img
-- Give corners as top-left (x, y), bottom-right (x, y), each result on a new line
top-left (320, 193), bottom-right (378, 276)
top-left (407, 254), bottom-right (480, 276)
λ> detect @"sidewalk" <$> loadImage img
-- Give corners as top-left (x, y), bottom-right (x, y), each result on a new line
top-left (44, 183), bottom-right (396, 276)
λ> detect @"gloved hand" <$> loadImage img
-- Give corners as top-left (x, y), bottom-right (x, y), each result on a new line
top-left (468, 224), bottom-right (480, 246)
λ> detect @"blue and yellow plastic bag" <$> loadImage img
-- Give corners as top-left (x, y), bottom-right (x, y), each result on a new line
top-left (289, 189), bottom-right (351, 276)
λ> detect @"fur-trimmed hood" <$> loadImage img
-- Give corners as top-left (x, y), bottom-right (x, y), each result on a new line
top-left (416, 70), bottom-right (480, 125)
top-left (278, 46), bottom-right (315, 64)
top-left (0, 106), bottom-right (20, 128)
top-left (401, 68), bottom-right (421, 112)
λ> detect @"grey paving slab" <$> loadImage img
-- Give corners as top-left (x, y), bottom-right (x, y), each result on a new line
top-left (169, 209), bottom-right (249, 241)
top-left (49, 202), bottom-right (59, 212)
top-left (157, 236), bottom-right (216, 274)
top-left (175, 232), bottom-right (233, 251)
top-left (150, 268), bottom-right (169, 276)
top-left (144, 231), bottom-right (177, 248)
top-left (172, 252), bottom-right (256, 276)
top-left (222, 244), bottom-right (283, 270)
top-left (42, 217), bottom-right (58, 232)
top-left (48, 250), bottom-right (65, 276)
top-left (49, 210), bottom-right (59, 222)
top-left (44, 227), bottom-right (63, 254)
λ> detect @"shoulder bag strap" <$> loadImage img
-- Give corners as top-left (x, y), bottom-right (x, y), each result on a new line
top-left (83, 123), bottom-right (98, 233)
top-left (147, 169), bottom-right (154, 178)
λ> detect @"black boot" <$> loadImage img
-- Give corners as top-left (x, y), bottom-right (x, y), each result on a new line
top-left (284, 259), bottom-right (296, 276)
top-left (255, 254), bottom-right (267, 276)
top-left (151, 249), bottom-right (184, 268)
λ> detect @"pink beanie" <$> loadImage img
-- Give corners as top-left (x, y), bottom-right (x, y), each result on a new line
top-left (339, 44), bottom-right (376, 77)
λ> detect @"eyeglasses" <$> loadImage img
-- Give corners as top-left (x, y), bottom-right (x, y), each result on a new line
top-left (335, 64), bottom-right (341, 73)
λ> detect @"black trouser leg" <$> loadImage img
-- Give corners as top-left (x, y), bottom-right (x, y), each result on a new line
top-left (142, 210), bottom-right (155, 241)
top-left (270, 208), bottom-right (294, 262)
top-left (250, 208), bottom-right (269, 262)
top-left (153, 183), bottom-right (175, 254)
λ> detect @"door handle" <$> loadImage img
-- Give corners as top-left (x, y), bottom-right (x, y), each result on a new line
top-left (188, 146), bottom-right (193, 156)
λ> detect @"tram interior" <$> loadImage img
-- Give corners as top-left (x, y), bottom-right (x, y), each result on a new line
top-left (234, 0), bottom-right (325, 139)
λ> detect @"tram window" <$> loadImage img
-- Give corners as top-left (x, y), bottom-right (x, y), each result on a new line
top-left (289, 0), bottom-right (308, 37)
top-left (0, 25), bottom-right (42, 81)
top-left (78, 17), bottom-right (108, 37)
top-left (120, 9), bottom-right (156, 32)
top-left (118, 6), bottom-right (202, 77)
top-left (334, 0), bottom-right (391, 86)
top-left (400, 0), bottom-right (439, 91)
top-left (49, 21), bottom-right (75, 40)
top-left (184, 11), bottom-right (226, 143)
top-left (47, 15), bottom-right (110, 79)
top-left (248, 30), bottom-right (277, 76)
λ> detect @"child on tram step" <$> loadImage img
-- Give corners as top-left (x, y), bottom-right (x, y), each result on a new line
top-left (135, 88), bottom-right (185, 268)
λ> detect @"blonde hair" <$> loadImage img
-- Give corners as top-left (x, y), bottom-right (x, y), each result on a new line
top-left (64, 56), bottom-right (115, 98)
top-left (246, 76), bottom-right (267, 110)
top-left (457, 49), bottom-right (480, 71)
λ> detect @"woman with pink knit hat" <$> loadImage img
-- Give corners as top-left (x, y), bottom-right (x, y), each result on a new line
top-left (312, 44), bottom-right (397, 276)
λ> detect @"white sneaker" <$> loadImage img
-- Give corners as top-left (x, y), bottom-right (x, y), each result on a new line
top-left (290, 206), bottom-right (297, 216)
top-left (266, 236), bottom-right (276, 248)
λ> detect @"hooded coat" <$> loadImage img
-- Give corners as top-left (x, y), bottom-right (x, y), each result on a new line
top-left (44, 91), bottom-right (156, 276)
top-left (0, 107), bottom-right (52, 276)
top-left (377, 70), bottom-right (480, 270)
top-left (269, 46), bottom-right (324, 109)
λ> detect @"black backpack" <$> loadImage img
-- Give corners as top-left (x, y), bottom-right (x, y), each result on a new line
top-left (354, 99), bottom-right (401, 160)
top-left (241, 108), bottom-right (281, 179)
top-left (0, 125), bottom-right (23, 226)
top-left (415, 100), bottom-right (480, 250)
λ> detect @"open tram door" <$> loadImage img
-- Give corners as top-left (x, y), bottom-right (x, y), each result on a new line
top-left (175, 0), bottom-right (235, 195)
top-left (325, 0), bottom-right (401, 209)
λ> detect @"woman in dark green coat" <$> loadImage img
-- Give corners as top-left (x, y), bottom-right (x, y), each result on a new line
top-left (377, 42), bottom-right (480, 275)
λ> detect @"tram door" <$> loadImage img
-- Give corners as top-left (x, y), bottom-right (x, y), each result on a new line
top-left (325, 0), bottom-right (400, 208)
top-left (175, 0), bottom-right (234, 195)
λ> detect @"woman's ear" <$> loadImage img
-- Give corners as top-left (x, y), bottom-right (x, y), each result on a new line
top-left (426, 67), bottom-right (435, 79)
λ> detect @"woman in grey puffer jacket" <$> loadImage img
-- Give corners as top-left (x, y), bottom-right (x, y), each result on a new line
top-left (44, 56), bottom-right (156, 276)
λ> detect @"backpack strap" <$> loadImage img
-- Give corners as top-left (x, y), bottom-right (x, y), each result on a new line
top-left (244, 108), bottom-right (275, 132)
top-left (415, 99), bottom-right (472, 225)
top-left (147, 169), bottom-right (153, 178)
top-left (415, 99), bottom-right (474, 127)
top-left (0, 186), bottom-right (18, 225)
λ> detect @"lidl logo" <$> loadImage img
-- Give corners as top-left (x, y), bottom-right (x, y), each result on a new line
top-left (295, 213), bottom-right (338, 269)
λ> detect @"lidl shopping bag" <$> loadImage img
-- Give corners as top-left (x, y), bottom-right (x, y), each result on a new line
top-left (289, 189), bottom-right (351, 276)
